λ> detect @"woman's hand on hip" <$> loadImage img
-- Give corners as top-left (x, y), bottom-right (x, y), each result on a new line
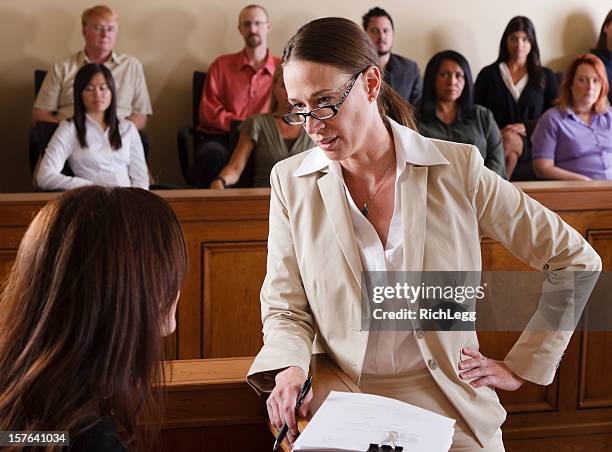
top-left (266, 366), bottom-right (313, 444)
top-left (458, 348), bottom-right (526, 391)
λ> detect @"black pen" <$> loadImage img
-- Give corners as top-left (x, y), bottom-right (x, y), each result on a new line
top-left (273, 375), bottom-right (312, 451)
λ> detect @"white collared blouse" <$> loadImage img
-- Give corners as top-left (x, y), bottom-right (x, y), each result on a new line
top-left (498, 62), bottom-right (529, 102)
top-left (36, 115), bottom-right (149, 191)
top-left (292, 118), bottom-right (452, 375)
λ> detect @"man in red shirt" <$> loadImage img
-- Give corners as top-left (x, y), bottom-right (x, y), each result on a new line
top-left (194, 4), bottom-right (280, 187)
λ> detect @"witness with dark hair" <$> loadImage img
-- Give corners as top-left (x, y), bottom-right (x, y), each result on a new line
top-left (475, 16), bottom-right (559, 180)
top-left (532, 54), bottom-right (611, 180)
top-left (417, 50), bottom-right (506, 177)
top-left (592, 9), bottom-right (612, 103)
top-left (36, 63), bottom-right (149, 191)
top-left (0, 186), bottom-right (188, 451)
top-left (362, 7), bottom-right (422, 105)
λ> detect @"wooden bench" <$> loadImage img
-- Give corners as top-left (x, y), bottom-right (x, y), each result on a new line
top-left (157, 354), bottom-right (359, 451)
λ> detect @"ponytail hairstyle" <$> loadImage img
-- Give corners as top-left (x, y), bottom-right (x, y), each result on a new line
top-left (497, 16), bottom-right (546, 91)
top-left (73, 63), bottom-right (122, 150)
top-left (282, 17), bottom-right (416, 129)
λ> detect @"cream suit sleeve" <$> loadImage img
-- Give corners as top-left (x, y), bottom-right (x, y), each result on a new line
top-left (247, 166), bottom-right (316, 394)
top-left (468, 149), bottom-right (602, 385)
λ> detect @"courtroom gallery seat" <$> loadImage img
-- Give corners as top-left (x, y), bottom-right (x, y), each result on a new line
top-left (177, 70), bottom-right (252, 188)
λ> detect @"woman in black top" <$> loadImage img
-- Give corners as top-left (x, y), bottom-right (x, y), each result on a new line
top-left (417, 50), bottom-right (506, 178)
top-left (68, 417), bottom-right (125, 451)
top-left (592, 9), bottom-right (612, 104)
top-left (0, 187), bottom-right (188, 451)
top-left (474, 16), bottom-right (559, 180)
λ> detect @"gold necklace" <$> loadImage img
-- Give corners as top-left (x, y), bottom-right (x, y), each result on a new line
top-left (361, 160), bottom-right (395, 218)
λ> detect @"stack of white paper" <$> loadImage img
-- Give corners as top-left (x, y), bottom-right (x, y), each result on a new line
top-left (293, 391), bottom-right (455, 452)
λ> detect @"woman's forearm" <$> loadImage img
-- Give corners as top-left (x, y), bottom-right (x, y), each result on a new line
top-left (215, 132), bottom-right (255, 186)
top-left (532, 160), bottom-right (591, 181)
top-left (217, 163), bottom-right (244, 186)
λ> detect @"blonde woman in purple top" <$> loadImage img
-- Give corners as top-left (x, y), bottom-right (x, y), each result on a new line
top-left (532, 54), bottom-right (612, 180)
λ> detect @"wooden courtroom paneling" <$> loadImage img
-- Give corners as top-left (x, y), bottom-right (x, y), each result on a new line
top-left (156, 425), bottom-right (272, 452)
top-left (156, 356), bottom-right (272, 451)
top-left (589, 229), bottom-right (612, 269)
top-left (505, 433), bottom-right (612, 451)
top-left (479, 239), bottom-right (557, 414)
top-left (579, 331), bottom-right (612, 409)
top-left (203, 242), bottom-right (267, 358)
top-left (577, 230), bottom-right (612, 410)
top-left (476, 192), bottom-right (612, 419)
top-left (156, 355), bottom-right (359, 452)
top-left (1, 185), bottom-right (610, 363)
top-left (164, 190), bottom-right (270, 360)
top-left (0, 249), bottom-right (16, 280)
top-left (491, 215), bottom-right (612, 441)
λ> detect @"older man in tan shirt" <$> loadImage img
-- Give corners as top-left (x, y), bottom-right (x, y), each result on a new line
top-left (32, 5), bottom-right (152, 130)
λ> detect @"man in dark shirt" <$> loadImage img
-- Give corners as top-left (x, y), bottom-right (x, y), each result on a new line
top-left (362, 7), bottom-right (422, 105)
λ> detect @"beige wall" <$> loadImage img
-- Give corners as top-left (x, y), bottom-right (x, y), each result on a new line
top-left (0, 0), bottom-right (608, 192)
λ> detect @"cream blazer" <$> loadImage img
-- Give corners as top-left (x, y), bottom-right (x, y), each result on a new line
top-left (247, 118), bottom-right (601, 446)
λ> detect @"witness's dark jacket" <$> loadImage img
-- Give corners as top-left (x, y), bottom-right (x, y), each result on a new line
top-left (384, 53), bottom-right (423, 106)
top-left (474, 62), bottom-right (559, 180)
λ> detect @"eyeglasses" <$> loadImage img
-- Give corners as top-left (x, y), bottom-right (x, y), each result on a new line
top-left (90, 24), bottom-right (117, 34)
top-left (240, 20), bottom-right (268, 28)
top-left (282, 73), bottom-right (361, 126)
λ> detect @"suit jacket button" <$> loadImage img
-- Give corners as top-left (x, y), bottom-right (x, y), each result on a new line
top-left (428, 359), bottom-right (438, 370)
top-left (416, 329), bottom-right (425, 339)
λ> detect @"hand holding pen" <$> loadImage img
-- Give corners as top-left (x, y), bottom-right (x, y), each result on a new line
top-left (266, 367), bottom-right (313, 450)
top-left (273, 375), bottom-right (312, 450)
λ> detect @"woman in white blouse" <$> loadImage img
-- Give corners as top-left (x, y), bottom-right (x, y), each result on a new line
top-left (36, 63), bottom-right (149, 191)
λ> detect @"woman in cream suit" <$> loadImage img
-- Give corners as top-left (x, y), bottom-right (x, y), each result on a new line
top-left (247, 18), bottom-right (601, 451)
